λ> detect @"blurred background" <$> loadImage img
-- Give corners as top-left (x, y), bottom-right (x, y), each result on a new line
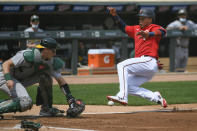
top-left (0, 0), bottom-right (197, 75)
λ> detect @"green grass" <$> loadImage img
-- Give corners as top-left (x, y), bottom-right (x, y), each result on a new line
top-left (1, 81), bottom-right (197, 106)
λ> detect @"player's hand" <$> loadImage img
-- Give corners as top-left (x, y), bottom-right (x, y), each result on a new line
top-left (107, 7), bottom-right (117, 16)
top-left (179, 25), bottom-right (188, 31)
top-left (136, 30), bottom-right (149, 39)
top-left (6, 80), bottom-right (14, 90)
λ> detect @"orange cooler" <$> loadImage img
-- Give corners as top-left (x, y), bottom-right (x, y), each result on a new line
top-left (88, 49), bottom-right (115, 68)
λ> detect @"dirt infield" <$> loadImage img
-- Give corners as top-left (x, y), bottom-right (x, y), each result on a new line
top-left (1, 73), bottom-right (197, 131)
top-left (1, 104), bottom-right (197, 131)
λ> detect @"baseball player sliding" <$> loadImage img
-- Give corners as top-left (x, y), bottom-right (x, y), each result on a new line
top-left (107, 7), bottom-right (167, 108)
top-left (0, 38), bottom-right (85, 117)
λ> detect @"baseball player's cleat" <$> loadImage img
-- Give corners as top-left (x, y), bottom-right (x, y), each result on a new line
top-left (155, 91), bottom-right (168, 108)
top-left (107, 96), bottom-right (128, 105)
top-left (39, 107), bottom-right (65, 117)
top-left (160, 98), bottom-right (168, 108)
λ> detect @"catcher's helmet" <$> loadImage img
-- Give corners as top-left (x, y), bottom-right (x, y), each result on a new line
top-left (30, 15), bottom-right (39, 22)
top-left (178, 9), bottom-right (187, 15)
top-left (138, 9), bottom-right (155, 19)
top-left (36, 38), bottom-right (59, 49)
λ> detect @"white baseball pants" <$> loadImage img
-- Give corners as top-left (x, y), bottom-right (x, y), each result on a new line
top-left (116, 56), bottom-right (160, 103)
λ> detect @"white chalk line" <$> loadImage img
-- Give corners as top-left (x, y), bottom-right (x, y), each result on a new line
top-left (45, 126), bottom-right (95, 131)
top-left (82, 107), bottom-right (197, 115)
top-left (1, 108), bottom-right (197, 130)
top-left (1, 124), bottom-right (95, 131)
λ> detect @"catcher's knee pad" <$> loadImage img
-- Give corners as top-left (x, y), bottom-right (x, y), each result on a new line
top-left (0, 97), bottom-right (32, 114)
top-left (19, 96), bottom-right (33, 112)
top-left (0, 99), bottom-right (20, 114)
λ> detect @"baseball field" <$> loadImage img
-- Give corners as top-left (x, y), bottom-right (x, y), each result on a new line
top-left (0, 73), bottom-right (197, 131)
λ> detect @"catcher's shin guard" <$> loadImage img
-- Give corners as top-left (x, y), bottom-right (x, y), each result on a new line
top-left (0, 99), bottom-right (21, 114)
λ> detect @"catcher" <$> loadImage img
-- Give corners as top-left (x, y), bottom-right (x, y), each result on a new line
top-left (0, 38), bottom-right (85, 117)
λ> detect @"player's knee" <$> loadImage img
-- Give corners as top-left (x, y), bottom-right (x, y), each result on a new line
top-left (117, 62), bottom-right (129, 72)
top-left (19, 96), bottom-right (33, 112)
top-left (117, 62), bottom-right (123, 69)
top-left (0, 83), bottom-right (11, 96)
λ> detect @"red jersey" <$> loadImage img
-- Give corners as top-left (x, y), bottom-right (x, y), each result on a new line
top-left (125, 24), bottom-right (166, 59)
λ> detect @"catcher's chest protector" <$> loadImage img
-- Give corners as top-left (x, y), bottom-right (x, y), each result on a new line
top-left (24, 48), bottom-right (64, 74)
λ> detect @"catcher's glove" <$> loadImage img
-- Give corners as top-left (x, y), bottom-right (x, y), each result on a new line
top-left (66, 99), bottom-right (85, 118)
top-left (21, 120), bottom-right (42, 130)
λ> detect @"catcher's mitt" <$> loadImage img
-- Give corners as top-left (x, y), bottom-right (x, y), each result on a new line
top-left (66, 99), bottom-right (85, 118)
top-left (21, 120), bottom-right (42, 131)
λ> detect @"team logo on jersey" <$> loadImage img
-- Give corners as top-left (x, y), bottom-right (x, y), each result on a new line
top-left (39, 65), bottom-right (45, 70)
top-left (35, 62), bottom-right (49, 72)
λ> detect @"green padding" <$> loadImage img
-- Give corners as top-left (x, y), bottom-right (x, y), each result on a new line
top-left (23, 50), bottom-right (34, 63)
top-left (0, 99), bottom-right (21, 114)
top-left (53, 57), bottom-right (64, 70)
